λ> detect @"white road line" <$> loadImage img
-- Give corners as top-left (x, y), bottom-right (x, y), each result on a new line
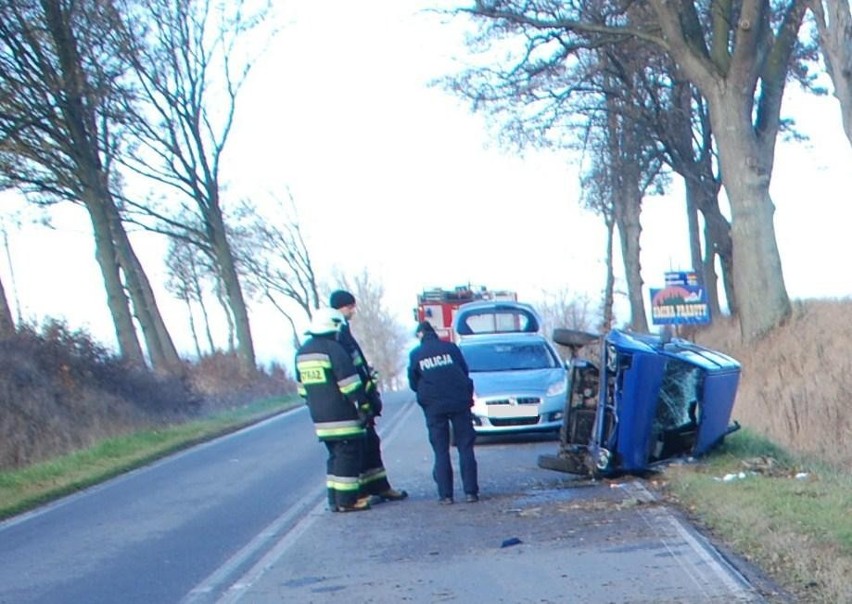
top-left (183, 399), bottom-right (418, 604)
top-left (622, 480), bottom-right (757, 601)
top-left (180, 486), bottom-right (325, 604)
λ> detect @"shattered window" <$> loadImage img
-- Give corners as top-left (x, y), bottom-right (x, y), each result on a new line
top-left (655, 359), bottom-right (704, 430)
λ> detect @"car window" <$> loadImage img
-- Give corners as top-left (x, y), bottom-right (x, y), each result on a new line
top-left (461, 312), bottom-right (535, 334)
top-left (462, 341), bottom-right (559, 372)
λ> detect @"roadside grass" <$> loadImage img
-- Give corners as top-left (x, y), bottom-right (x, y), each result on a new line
top-left (0, 396), bottom-right (301, 522)
top-left (661, 428), bottom-right (852, 604)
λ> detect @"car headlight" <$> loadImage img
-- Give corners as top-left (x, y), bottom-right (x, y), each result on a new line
top-left (546, 380), bottom-right (567, 397)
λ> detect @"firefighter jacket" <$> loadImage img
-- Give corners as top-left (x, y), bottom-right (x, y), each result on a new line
top-left (407, 331), bottom-right (474, 415)
top-left (338, 322), bottom-right (382, 414)
top-left (295, 333), bottom-right (369, 441)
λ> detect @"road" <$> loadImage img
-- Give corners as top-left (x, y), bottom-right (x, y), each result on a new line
top-left (0, 391), bottom-right (776, 603)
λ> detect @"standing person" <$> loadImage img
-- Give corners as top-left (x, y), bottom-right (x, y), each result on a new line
top-left (407, 320), bottom-right (479, 504)
top-left (295, 308), bottom-right (372, 513)
top-left (329, 289), bottom-right (408, 503)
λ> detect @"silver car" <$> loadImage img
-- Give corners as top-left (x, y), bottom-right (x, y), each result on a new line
top-left (454, 301), bottom-right (568, 436)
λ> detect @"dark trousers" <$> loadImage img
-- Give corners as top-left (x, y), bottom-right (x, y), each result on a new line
top-left (324, 438), bottom-right (363, 507)
top-left (425, 409), bottom-right (478, 499)
top-left (359, 424), bottom-right (392, 496)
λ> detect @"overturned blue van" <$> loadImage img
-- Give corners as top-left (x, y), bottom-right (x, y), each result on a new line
top-left (538, 328), bottom-right (741, 477)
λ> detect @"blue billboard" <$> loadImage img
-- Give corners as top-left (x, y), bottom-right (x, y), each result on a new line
top-left (650, 271), bottom-right (711, 325)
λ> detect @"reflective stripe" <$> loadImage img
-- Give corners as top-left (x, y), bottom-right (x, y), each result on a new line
top-left (298, 352), bottom-right (333, 364)
top-left (297, 354), bottom-right (332, 385)
top-left (327, 474), bottom-right (361, 492)
top-left (297, 384), bottom-right (306, 396)
top-left (315, 419), bottom-right (365, 440)
top-left (361, 467), bottom-right (388, 485)
top-left (338, 374), bottom-right (361, 395)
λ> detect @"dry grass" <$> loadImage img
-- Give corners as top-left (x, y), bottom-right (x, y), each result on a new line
top-left (666, 299), bottom-right (852, 602)
top-left (694, 299), bottom-right (852, 468)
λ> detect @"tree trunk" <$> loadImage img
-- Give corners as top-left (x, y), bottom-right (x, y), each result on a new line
top-left (103, 198), bottom-right (182, 372)
top-left (206, 200), bottom-right (255, 371)
top-left (0, 274), bottom-right (15, 339)
top-left (693, 177), bottom-right (736, 317)
top-left (601, 216), bottom-right (616, 333)
top-left (811, 0), bottom-right (852, 146)
top-left (710, 102), bottom-right (791, 339)
top-left (85, 199), bottom-right (147, 367)
top-left (615, 181), bottom-right (648, 333)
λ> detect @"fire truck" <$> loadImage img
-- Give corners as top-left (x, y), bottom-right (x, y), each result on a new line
top-left (413, 285), bottom-right (517, 341)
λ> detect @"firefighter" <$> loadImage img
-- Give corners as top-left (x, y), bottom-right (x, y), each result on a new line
top-left (407, 320), bottom-right (479, 504)
top-left (295, 307), bottom-right (372, 512)
top-left (329, 289), bottom-right (408, 503)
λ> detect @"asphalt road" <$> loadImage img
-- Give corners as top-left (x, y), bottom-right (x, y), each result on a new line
top-left (0, 391), bottom-right (777, 603)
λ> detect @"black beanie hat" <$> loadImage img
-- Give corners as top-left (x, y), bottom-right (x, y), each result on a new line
top-left (415, 321), bottom-right (436, 336)
top-left (329, 289), bottom-right (356, 309)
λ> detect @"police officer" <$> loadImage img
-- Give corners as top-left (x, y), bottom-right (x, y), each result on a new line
top-left (295, 308), bottom-right (372, 512)
top-left (329, 289), bottom-right (408, 503)
top-left (407, 320), bottom-right (479, 504)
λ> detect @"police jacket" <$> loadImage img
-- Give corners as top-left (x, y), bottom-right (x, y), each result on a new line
top-left (407, 331), bottom-right (474, 414)
top-left (338, 322), bottom-right (382, 413)
top-left (295, 333), bottom-right (368, 441)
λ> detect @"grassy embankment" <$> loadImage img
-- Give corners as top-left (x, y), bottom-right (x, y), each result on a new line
top-left (0, 396), bottom-right (300, 521)
top-left (661, 429), bottom-right (851, 603)
top-left (661, 300), bottom-right (852, 604)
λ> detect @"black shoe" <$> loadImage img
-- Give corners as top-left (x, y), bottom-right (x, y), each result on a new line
top-left (380, 488), bottom-right (409, 502)
top-left (465, 493), bottom-right (479, 503)
top-left (439, 497), bottom-right (454, 505)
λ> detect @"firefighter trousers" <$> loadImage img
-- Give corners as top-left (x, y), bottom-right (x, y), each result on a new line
top-left (324, 437), bottom-right (364, 508)
top-left (359, 424), bottom-right (392, 497)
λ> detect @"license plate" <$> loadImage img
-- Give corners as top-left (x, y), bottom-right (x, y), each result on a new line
top-left (489, 404), bottom-right (539, 419)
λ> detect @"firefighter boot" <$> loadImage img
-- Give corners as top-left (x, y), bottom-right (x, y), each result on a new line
top-left (334, 497), bottom-right (372, 513)
top-left (379, 488), bottom-right (409, 502)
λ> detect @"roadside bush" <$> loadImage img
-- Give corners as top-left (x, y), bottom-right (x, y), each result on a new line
top-left (0, 320), bottom-right (296, 470)
top-left (186, 351), bottom-right (296, 413)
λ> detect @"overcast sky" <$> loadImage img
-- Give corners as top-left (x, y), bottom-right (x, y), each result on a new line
top-left (3, 1), bottom-right (852, 365)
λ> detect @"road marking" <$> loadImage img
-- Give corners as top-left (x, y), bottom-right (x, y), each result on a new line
top-left (181, 399), bottom-right (418, 604)
top-left (620, 481), bottom-right (757, 601)
top-left (179, 486), bottom-right (325, 604)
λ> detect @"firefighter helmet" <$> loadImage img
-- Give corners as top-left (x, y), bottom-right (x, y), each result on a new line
top-left (306, 308), bottom-right (345, 335)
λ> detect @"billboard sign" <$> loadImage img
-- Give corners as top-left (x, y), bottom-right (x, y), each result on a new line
top-left (650, 271), bottom-right (711, 325)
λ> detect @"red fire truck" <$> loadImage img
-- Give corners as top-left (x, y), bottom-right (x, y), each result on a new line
top-left (413, 285), bottom-right (517, 341)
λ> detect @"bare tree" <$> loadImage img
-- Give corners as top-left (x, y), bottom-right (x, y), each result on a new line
top-left (536, 287), bottom-right (597, 339)
top-left (232, 192), bottom-right (322, 351)
top-left (578, 162), bottom-right (618, 333)
top-left (0, 0), bottom-right (181, 371)
top-left (333, 271), bottom-right (409, 390)
top-left (164, 236), bottom-right (217, 357)
top-left (455, 0), bottom-right (813, 341)
top-left (118, 0), bottom-right (276, 373)
top-left (809, 0), bottom-right (852, 146)
top-left (444, 4), bottom-right (735, 331)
